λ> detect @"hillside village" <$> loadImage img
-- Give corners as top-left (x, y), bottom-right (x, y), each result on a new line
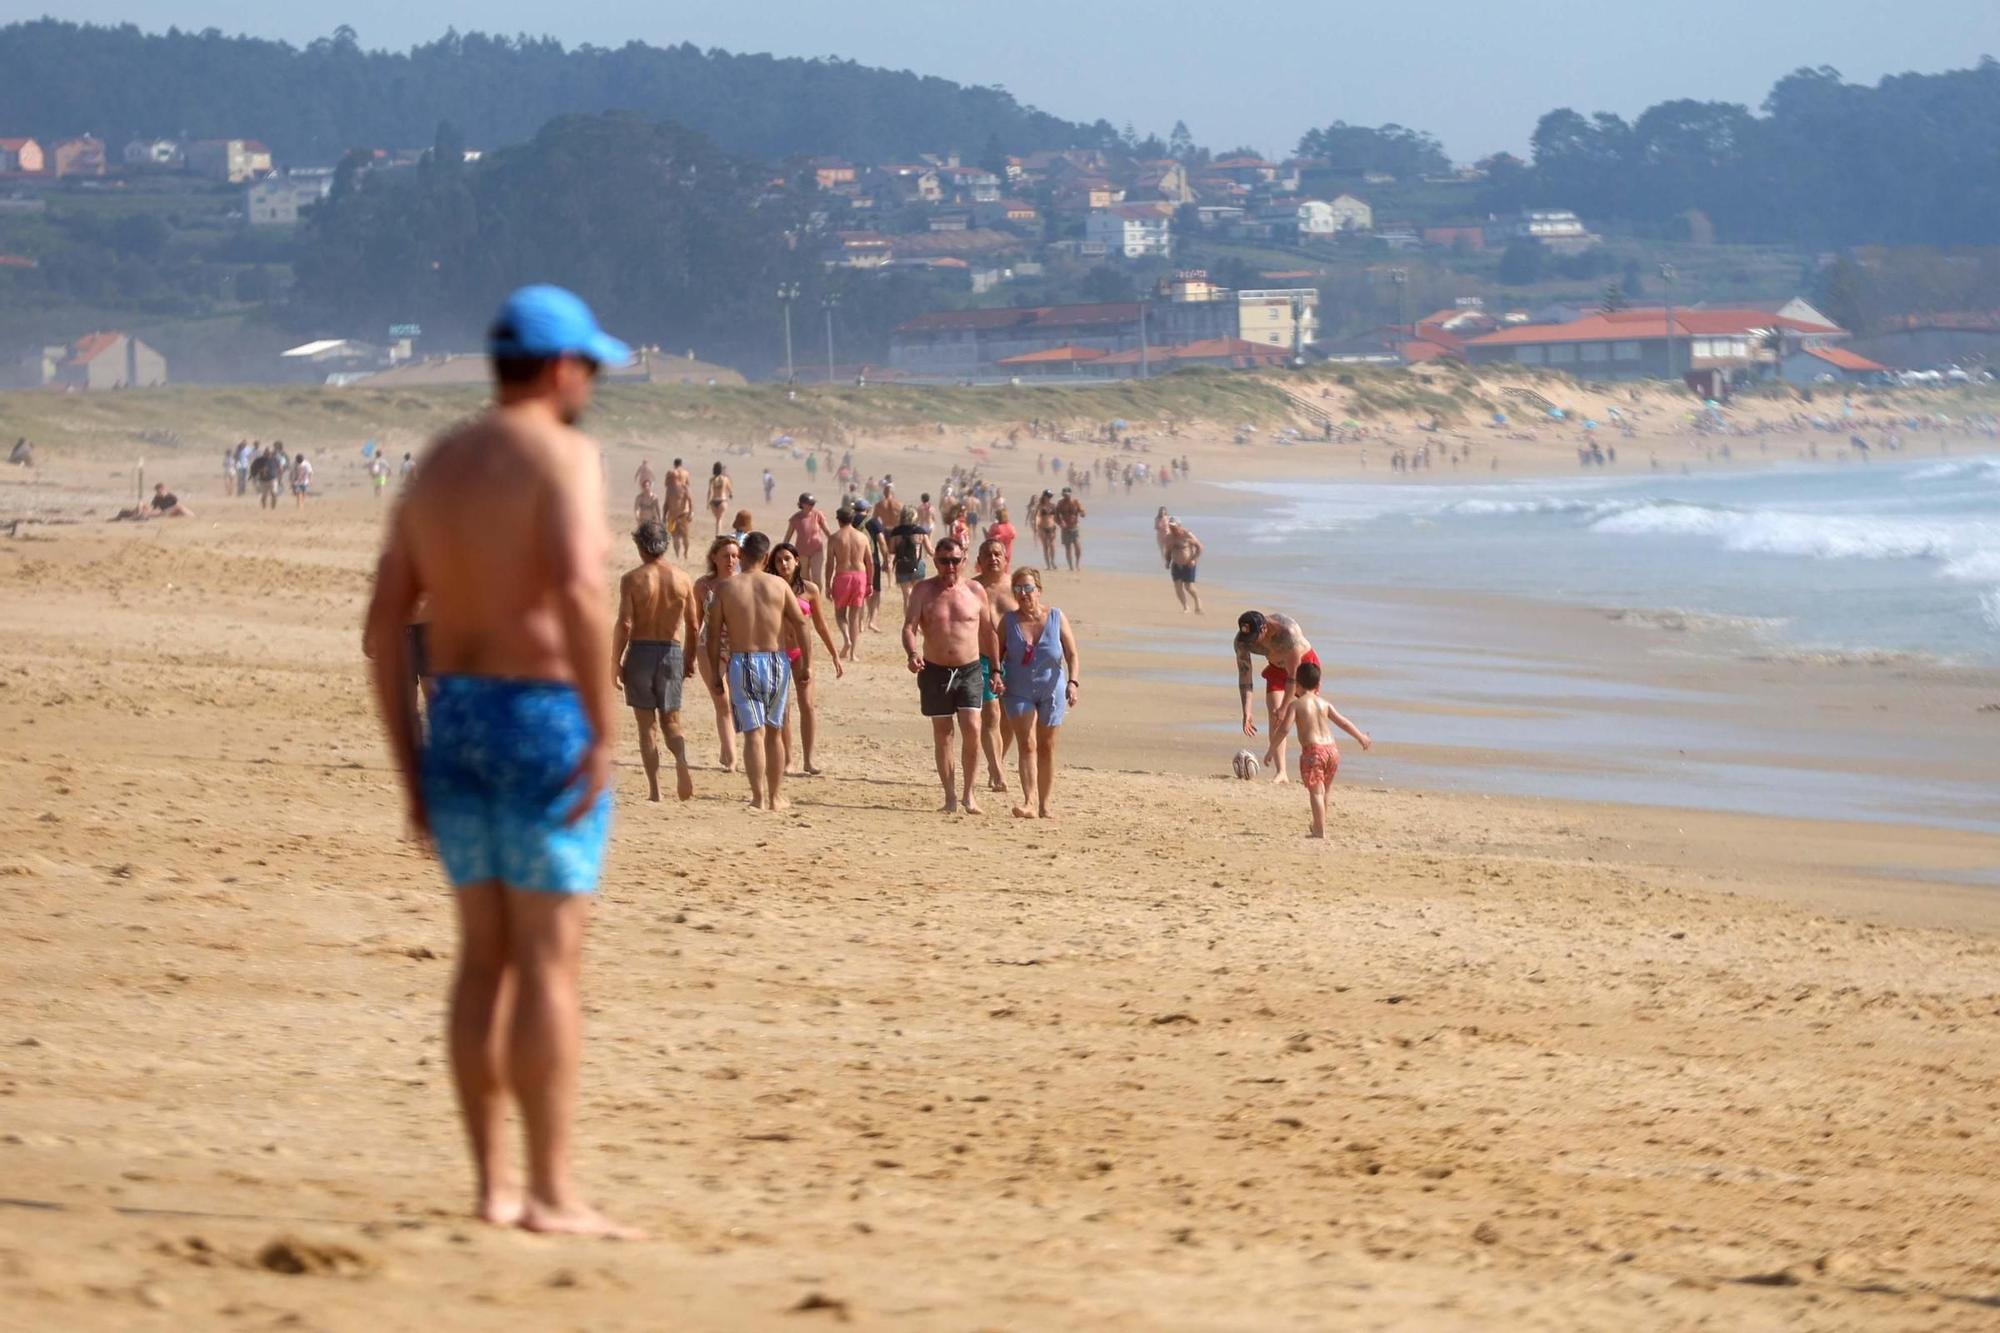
top-left (0, 125), bottom-right (1986, 392)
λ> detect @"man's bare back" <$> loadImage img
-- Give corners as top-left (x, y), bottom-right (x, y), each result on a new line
top-left (828, 525), bottom-right (868, 573)
top-left (398, 412), bottom-right (608, 683)
top-left (619, 560), bottom-right (696, 645)
top-left (710, 570), bottom-right (793, 656)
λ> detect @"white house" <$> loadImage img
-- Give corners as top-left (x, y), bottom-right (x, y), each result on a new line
top-left (246, 175), bottom-right (332, 226)
top-left (122, 138), bottom-right (182, 169)
top-left (1327, 193), bottom-right (1373, 232)
top-left (1085, 205), bottom-right (1172, 260)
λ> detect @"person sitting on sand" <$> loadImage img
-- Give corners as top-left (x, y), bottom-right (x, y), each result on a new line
top-left (998, 567), bottom-right (1078, 819)
top-left (613, 519), bottom-right (698, 803)
top-left (361, 283), bottom-right (635, 1238)
top-left (1273, 660), bottom-right (1369, 839)
top-left (902, 536), bottom-right (1001, 815)
top-left (113, 482), bottom-right (194, 520)
top-left (705, 531), bottom-right (809, 810)
top-left (10, 437), bottom-right (33, 467)
top-left (1233, 610), bottom-right (1318, 783)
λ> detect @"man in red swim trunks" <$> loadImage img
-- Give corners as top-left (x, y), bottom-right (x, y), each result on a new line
top-left (825, 505), bottom-right (872, 661)
top-left (1233, 609), bottom-right (1317, 783)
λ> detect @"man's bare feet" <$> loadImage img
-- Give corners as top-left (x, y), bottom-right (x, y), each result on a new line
top-left (646, 789), bottom-right (662, 803)
top-left (1037, 806), bottom-right (1055, 820)
top-left (519, 1201), bottom-right (645, 1240)
top-left (961, 794), bottom-right (984, 815)
top-left (1011, 804), bottom-right (1036, 819)
top-left (675, 766), bottom-right (694, 801)
top-left (477, 1189), bottom-right (525, 1227)
top-left (939, 795), bottom-right (959, 814)
top-left (802, 764), bottom-right (822, 777)
top-left (748, 796), bottom-right (765, 810)
top-left (987, 775), bottom-right (1010, 793)
top-left (768, 796), bottom-right (792, 812)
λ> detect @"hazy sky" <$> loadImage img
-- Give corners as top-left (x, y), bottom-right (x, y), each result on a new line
top-left (22, 1), bottom-right (2000, 158)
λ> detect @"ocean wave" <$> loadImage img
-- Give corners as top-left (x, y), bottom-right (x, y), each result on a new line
top-left (1589, 502), bottom-right (1988, 568)
top-left (1443, 496), bottom-right (1632, 518)
top-left (1909, 457), bottom-right (2000, 484)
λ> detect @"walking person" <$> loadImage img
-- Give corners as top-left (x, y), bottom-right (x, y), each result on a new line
top-left (825, 505), bottom-right (872, 661)
top-left (705, 532), bottom-right (810, 810)
top-left (613, 519), bottom-right (698, 802)
top-left (901, 537), bottom-right (1001, 815)
top-left (998, 568), bottom-right (1080, 819)
top-left (361, 283), bottom-right (636, 1238)
top-left (706, 462), bottom-right (733, 536)
top-left (768, 541), bottom-right (844, 775)
top-left (1165, 521), bottom-right (1203, 614)
top-left (889, 504), bottom-right (933, 619)
top-left (692, 536), bottom-right (742, 773)
top-left (1054, 488), bottom-right (1086, 571)
top-left (971, 537), bottom-right (1018, 795)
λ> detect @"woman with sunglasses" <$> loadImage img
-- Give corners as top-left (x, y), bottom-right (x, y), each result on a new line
top-left (767, 541), bottom-right (845, 775)
top-left (998, 567), bottom-right (1080, 819)
top-left (692, 535), bottom-right (741, 771)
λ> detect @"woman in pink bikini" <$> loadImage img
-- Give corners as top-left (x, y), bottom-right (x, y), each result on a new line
top-left (768, 542), bottom-right (844, 775)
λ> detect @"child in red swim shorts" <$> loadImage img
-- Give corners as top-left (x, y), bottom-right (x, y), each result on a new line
top-left (1277, 660), bottom-right (1371, 839)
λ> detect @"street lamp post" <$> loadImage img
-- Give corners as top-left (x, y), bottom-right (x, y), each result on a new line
top-left (1660, 263), bottom-right (1678, 384)
top-left (1388, 267), bottom-right (1410, 358)
top-left (777, 282), bottom-right (799, 383)
top-left (822, 293), bottom-right (839, 384)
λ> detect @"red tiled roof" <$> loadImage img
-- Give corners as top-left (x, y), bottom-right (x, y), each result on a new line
top-left (66, 332), bottom-right (123, 364)
top-left (1470, 309), bottom-right (1842, 348)
top-left (1403, 341), bottom-right (1451, 364)
top-left (895, 302), bottom-right (1141, 334)
top-left (1598, 307), bottom-right (1839, 335)
top-left (1096, 338), bottom-right (1290, 366)
top-left (996, 345), bottom-right (1110, 366)
top-left (0, 137), bottom-right (35, 150)
top-left (1805, 346), bottom-right (1887, 373)
top-left (0, 254), bottom-right (36, 267)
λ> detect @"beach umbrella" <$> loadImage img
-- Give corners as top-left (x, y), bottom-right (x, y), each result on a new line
top-left (361, 439), bottom-right (377, 458)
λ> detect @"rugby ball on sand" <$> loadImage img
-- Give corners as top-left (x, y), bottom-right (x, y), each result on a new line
top-left (1232, 749), bottom-right (1260, 780)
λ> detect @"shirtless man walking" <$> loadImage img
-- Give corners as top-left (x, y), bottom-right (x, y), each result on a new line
top-left (1054, 488), bottom-right (1086, 572)
top-left (1233, 609), bottom-right (1318, 783)
top-left (826, 506), bottom-right (872, 661)
top-left (971, 537), bottom-right (1017, 794)
top-left (362, 284), bottom-right (635, 1238)
top-left (1165, 521), bottom-right (1204, 614)
top-left (663, 458), bottom-right (693, 558)
top-left (706, 531), bottom-right (810, 810)
top-left (613, 519), bottom-right (698, 803)
top-left (902, 536), bottom-right (1002, 814)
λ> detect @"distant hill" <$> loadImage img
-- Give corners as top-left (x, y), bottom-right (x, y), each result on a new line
top-left (0, 20), bottom-right (1113, 166)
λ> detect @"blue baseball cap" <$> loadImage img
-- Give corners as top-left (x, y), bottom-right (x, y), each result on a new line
top-left (486, 285), bottom-right (632, 368)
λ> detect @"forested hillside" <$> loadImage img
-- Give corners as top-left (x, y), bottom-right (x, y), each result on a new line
top-left (1496, 62), bottom-right (2000, 247)
top-left (0, 20), bottom-right (1113, 164)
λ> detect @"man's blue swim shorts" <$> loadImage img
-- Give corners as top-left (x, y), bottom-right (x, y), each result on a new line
top-left (420, 675), bottom-right (611, 894)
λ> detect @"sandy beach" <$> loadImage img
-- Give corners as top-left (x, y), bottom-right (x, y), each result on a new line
top-left (5, 391), bottom-right (2000, 1330)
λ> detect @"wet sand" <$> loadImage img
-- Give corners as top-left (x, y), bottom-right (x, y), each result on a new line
top-left (4, 416), bottom-right (2000, 1329)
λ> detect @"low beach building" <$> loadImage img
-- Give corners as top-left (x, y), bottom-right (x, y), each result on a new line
top-left (1781, 345), bottom-right (1890, 386)
top-left (1464, 306), bottom-right (1847, 382)
top-left (19, 331), bottom-right (168, 390)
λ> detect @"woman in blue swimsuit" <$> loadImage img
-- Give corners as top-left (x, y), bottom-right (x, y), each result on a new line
top-left (998, 566), bottom-right (1081, 820)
